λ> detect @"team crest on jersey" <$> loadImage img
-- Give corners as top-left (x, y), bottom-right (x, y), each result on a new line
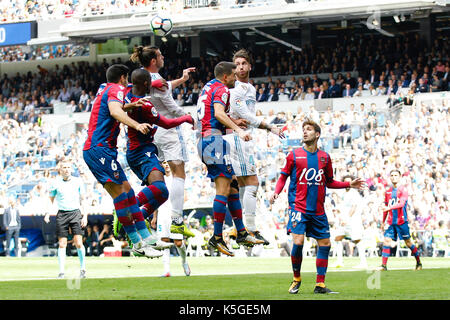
top-left (291, 220), bottom-right (297, 228)
top-left (221, 93), bottom-right (228, 104)
top-left (227, 165), bottom-right (232, 173)
top-left (117, 91), bottom-right (124, 102)
top-left (151, 107), bottom-right (158, 117)
top-left (114, 171), bottom-right (119, 179)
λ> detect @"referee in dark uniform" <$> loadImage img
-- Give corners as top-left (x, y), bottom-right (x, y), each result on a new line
top-left (44, 159), bottom-right (87, 279)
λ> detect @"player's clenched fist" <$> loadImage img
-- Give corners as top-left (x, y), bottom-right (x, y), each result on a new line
top-left (135, 123), bottom-right (153, 135)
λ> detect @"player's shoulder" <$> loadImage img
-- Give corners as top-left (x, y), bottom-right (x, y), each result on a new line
top-left (233, 81), bottom-right (250, 93)
top-left (317, 149), bottom-right (331, 162)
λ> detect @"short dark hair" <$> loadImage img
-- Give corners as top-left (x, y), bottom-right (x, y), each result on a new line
top-left (233, 49), bottom-right (251, 64)
top-left (214, 61), bottom-right (236, 79)
top-left (130, 46), bottom-right (159, 68)
top-left (106, 64), bottom-right (129, 83)
top-left (131, 68), bottom-right (151, 87)
top-left (343, 175), bottom-right (354, 181)
top-left (302, 118), bottom-right (321, 135)
top-left (390, 169), bottom-right (401, 176)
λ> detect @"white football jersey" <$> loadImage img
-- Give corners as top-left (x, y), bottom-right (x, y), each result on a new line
top-left (148, 72), bottom-right (186, 119)
top-left (340, 189), bottom-right (363, 222)
top-left (229, 80), bottom-right (261, 131)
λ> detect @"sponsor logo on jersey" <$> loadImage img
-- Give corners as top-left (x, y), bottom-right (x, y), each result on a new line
top-left (117, 91), bottom-right (124, 102)
top-left (320, 157), bottom-right (326, 163)
top-left (221, 92), bottom-right (228, 104)
top-left (99, 157), bottom-right (105, 165)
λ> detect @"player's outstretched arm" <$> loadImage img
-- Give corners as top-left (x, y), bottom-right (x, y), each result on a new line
top-left (170, 67), bottom-right (196, 89)
top-left (156, 113), bottom-right (194, 130)
top-left (215, 103), bottom-right (251, 141)
top-left (270, 173), bottom-right (289, 204)
top-left (108, 101), bottom-right (152, 134)
top-left (123, 97), bottom-right (150, 112)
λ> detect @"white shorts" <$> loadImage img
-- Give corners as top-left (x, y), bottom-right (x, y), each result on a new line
top-left (154, 126), bottom-right (188, 162)
top-left (156, 208), bottom-right (183, 240)
top-left (223, 133), bottom-right (256, 177)
top-left (336, 223), bottom-right (363, 241)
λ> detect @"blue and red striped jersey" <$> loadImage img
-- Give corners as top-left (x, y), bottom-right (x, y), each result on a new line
top-left (385, 185), bottom-right (408, 225)
top-left (83, 83), bottom-right (126, 150)
top-left (280, 147), bottom-right (333, 215)
top-left (197, 79), bottom-right (230, 137)
top-left (124, 86), bottom-right (159, 151)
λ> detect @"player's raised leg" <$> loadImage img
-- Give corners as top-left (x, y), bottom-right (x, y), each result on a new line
top-left (168, 161), bottom-right (195, 238)
top-left (105, 181), bottom-right (162, 259)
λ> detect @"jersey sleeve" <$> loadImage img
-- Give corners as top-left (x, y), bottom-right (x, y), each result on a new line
top-left (230, 85), bottom-right (262, 128)
top-left (156, 88), bottom-right (186, 118)
top-left (141, 103), bottom-right (160, 124)
top-left (280, 152), bottom-right (294, 176)
top-left (324, 154), bottom-right (334, 183)
top-left (213, 87), bottom-right (230, 108)
top-left (107, 85), bottom-right (125, 105)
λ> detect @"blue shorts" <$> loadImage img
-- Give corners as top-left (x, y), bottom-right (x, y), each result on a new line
top-left (384, 223), bottom-right (411, 241)
top-left (197, 135), bottom-right (234, 180)
top-left (83, 147), bottom-right (128, 185)
top-left (287, 209), bottom-right (330, 239)
top-left (126, 144), bottom-right (165, 186)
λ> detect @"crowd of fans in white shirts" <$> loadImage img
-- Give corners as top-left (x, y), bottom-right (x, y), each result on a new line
top-left (0, 89), bottom-right (448, 257)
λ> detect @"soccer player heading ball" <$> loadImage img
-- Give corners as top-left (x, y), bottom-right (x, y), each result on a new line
top-left (270, 119), bottom-right (366, 294)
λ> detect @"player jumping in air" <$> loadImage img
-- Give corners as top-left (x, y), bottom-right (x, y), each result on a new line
top-left (197, 61), bottom-right (264, 257)
top-left (270, 119), bottom-right (365, 294)
top-left (130, 46), bottom-right (196, 238)
top-left (83, 64), bottom-right (162, 258)
top-left (224, 49), bottom-right (285, 245)
top-left (377, 170), bottom-right (422, 271)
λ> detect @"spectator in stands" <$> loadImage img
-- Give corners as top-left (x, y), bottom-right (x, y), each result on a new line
top-left (57, 87), bottom-right (71, 103)
top-left (256, 87), bottom-right (267, 102)
top-left (266, 88), bottom-right (279, 102)
top-left (342, 84), bottom-right (354, 98)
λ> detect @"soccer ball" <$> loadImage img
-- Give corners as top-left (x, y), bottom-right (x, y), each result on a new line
top-left (150, 15), bottom-right (173, 37)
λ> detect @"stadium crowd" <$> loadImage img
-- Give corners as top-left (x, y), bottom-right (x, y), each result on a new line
top-left (0, 32), bottom-right (448, 121)
top-left (0, 86), bottom-right (448, 257)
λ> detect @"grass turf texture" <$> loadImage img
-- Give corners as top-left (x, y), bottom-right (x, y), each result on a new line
top-left (0, 257), bottom-right (448, 300)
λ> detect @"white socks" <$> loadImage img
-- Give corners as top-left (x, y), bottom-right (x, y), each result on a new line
top-left (170, 177), bottom-right (185, 224)
top-left (177, 243), bottom-right (187, 265)
top-left (243, 185), bottom-right (258, 232)
top-left (357, 241), bottom-right (367, 265)
top-left (336, 241), bottom-right (344, 264)
top-left (58, 247), bottom-right (66, 274)
top-left (163, 248), bottom-right (170, 274)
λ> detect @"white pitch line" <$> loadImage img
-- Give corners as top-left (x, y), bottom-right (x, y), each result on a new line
top-left (0, 266), bottom-right (448, 282)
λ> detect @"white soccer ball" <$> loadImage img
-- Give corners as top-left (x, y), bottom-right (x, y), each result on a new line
top-left (150, 15), bottom-right (173, 37)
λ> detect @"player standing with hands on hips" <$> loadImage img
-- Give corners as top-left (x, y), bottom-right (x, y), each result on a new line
top-left (270, 119), bottom-right (365, 294)
top-left (44, 159), bottom-right (87, 279)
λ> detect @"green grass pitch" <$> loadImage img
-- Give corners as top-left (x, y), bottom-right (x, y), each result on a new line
top-left (0, 256), bottom-right (449, 300)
